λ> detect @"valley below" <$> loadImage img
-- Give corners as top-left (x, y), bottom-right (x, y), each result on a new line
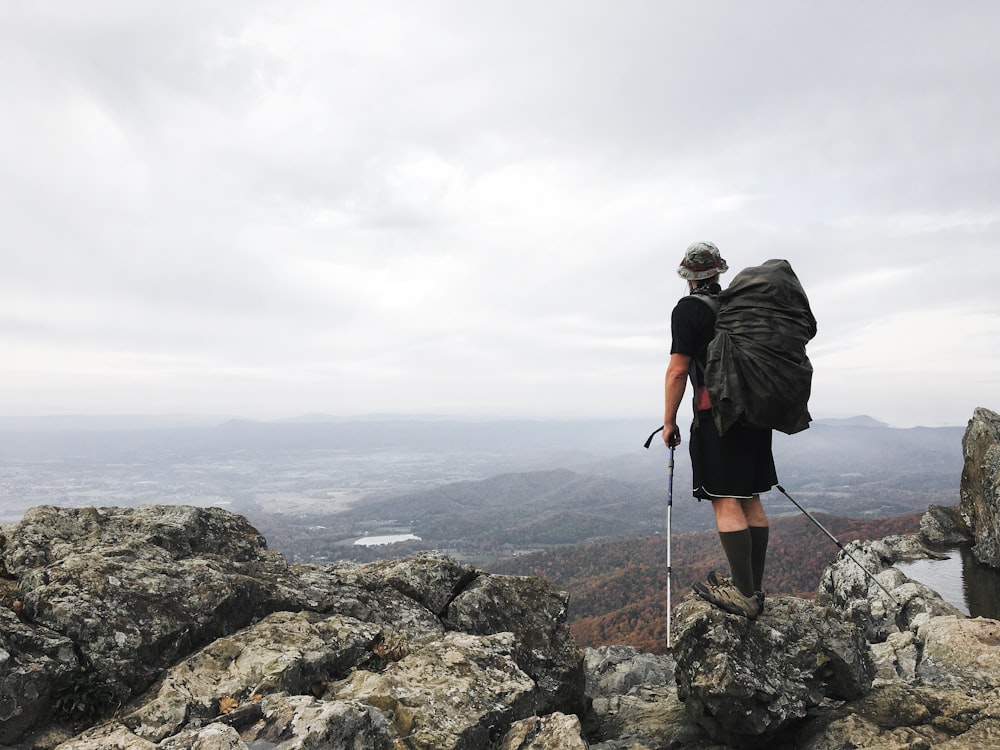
top-left (0, 414), bottom-right (969, 652)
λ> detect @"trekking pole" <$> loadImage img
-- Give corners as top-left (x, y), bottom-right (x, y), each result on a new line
top-left (665, 445), bottom-right (675, 649)
top-left (644, 426), bottom-right (674, 649)
top-left (775, 485), bottom-right (898, 603)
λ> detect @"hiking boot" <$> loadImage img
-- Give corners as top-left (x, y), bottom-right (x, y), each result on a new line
top-left (692, 579), bottom-right (761, 620)
top-left (705, 571), bottom-right (767, 612)
top-left (706, 570), bottom-right (730, 587)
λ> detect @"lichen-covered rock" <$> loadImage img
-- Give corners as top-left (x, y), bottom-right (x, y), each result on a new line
top-left (671, 595), bottom-right (875, 745)
top-left (582, 646), bottom-right (714, 750)
top-left (796, 682), bottom-right (1000, 749)
top-left (51, 722), bottom-right (158, 749)
top-left (445, 573), bottom-right (584, 715)
top-left (919, 504), bottom-right (973, 546)
top-left (329, 631), bottom-right (537, 750)
top-left (916, 615), bottom-right (1000, 690)
top-left (4, 504), bottom-right (275, 571)
top-left (795, 710), bottom-right (929, 750)
top-left (499, 712), bottom-right (589, 749)
top-left (158, 722), bottom-right (247, 750)
top-left (960, 407), bottom-right (1000, 567)
top-left (346, 551), bottom-right (479, 616)
top-left (239, 695), bottom-right (392, 749)
top-left (0, 608), bottom-right (79, 745)
top-left (818, 536), bottom-right (964, 643)
top-left (583, 645), bottom-right (674, 701)
top-left (869, 629), bottom-right (920, 685)
top-left (1, 506), bottom-right (595, 748)
top-left (54, 617), bottom-right (551, 749)
top-left (122, 611), bottom-right (381, 742)
top-left (293, 561), bottom-right (446, 646)
top-left (11, 493), bottom-right (1000, 750)
top-left (3, 506), bottom-right (308, 719)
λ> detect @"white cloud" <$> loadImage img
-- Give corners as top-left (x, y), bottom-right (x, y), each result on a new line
top-left (1, 1), bottom-right (999, 425)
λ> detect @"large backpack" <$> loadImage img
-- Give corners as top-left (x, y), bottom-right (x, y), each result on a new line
top-left (703, 259), bottom-right (817, 435)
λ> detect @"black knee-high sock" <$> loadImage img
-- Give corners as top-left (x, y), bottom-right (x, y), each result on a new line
top-left (749, 525), bottom-right (769, 593)
top-left (718, 529), bottom-right (755, 597)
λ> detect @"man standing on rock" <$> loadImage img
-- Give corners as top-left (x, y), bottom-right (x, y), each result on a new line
top-left (662, 241), bottom-right (775, 619)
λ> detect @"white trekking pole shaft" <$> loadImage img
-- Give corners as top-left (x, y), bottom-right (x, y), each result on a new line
top-left (643, 426), bottom-right (676, 651)
top-left (666, 445), bottom-right (674, 650)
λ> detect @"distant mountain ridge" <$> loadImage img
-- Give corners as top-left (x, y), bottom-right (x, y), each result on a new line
top-left (814, 415), bottom-right (889, 428)
top-left (0, 414), bottom-right (966, 548)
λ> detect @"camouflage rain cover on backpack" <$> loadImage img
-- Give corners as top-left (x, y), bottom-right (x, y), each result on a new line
top-left (705, 259), bottom-right (817, 435)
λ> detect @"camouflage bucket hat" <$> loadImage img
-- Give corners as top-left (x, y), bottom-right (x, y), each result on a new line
top-left (677, 241), bottom-right (728, 280)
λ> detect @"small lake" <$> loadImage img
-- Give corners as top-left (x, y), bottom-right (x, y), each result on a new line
top-left (895, 545), bottom-right (1000, 619)
top-left (353, 533), bottom-right (421, 547)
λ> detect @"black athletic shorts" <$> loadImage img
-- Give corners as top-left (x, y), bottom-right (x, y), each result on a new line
top-left (689, 411), bottom-right (777, 500)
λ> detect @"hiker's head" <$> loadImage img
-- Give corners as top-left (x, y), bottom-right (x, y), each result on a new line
top-left (677, 241), bottom-right (728, 282)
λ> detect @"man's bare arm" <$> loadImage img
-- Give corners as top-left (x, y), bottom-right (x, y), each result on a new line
top-left (663, 352), bottom-right (690, 447)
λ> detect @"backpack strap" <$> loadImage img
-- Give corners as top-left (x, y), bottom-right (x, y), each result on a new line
top-left (683, 294), bottom-right (720, 413)
top-left (687, 293), bottom-right (720, 314)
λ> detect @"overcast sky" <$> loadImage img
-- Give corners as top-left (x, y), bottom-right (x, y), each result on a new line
top-left (2, 2), bottom-right (998, 428)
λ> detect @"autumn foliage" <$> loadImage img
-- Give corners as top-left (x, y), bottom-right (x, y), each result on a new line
top-left (489, 511), bottom-right (922, 654)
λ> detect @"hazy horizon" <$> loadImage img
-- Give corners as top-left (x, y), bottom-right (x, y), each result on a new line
top-left (0, 409), bottom-right (976, 431)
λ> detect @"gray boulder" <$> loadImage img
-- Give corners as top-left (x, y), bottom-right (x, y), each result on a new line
top-left (915, 615), bottom-right (1000, 690)
top-left (330, 631), bottom-right (537, 749)
top-left (919, 504), bottom-right (973, 546)
top-left (584, 644), bottom-right (674, 701)
top-left (583, 646), bottom-right (716, 749)
top-left (584, 628), bottom-right (1000, 750)
top-left (239, 696), bottom-right (392, 750)
top-left (818, 536), bottom-right (965, 643)
top-left (445, 573), bottom-right (584, 715)
top-left (796, 682), bottom-right (1000, 749)
top-left (44, 598), bottom-right (576, 750)
top-left (315, 553), bottom-right (585, 717)
top-left (499, 712), bottom-right (589, 750)
top-left (671, 594), bottom-right (875, 745)
top-left (960, 407), bottom-right (1000, 567)
top-left (121, 611), bottom-right (381, 742)
top-left (57, 696), bottom-right (394, 750)
top-left (0, 608), bottom-right (79, 745)
top-left (1, 505), bottom-right (306, 730)
top-left (293, 561), bottom-right (447, 646)
top-left (345, 552), bottom-right (479, 616)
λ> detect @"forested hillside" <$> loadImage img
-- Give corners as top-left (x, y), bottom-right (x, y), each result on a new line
top-left (488, 511), bottom-right (923, 653)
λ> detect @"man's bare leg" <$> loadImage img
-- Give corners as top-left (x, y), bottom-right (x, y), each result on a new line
top-left (711, 496), bottom-right (768, 597)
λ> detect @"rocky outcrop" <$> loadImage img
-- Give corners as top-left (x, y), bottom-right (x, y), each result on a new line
top-left (499, 712), bottom-right (589, 750)
top-left (2, 505), bottom-right (307, 711)
top-left (671, 595), bottom-right (874, 746)
top-left (0, 505), bottom-right (584, 749)
top-left (960, 407), bottom-right (1000, 566)
top-left (445, 572), bottom-right (584, 715)
top-left (818, 534), bottom-right (964, 643)
top-left (919, 504), bottom-right (974, 546)
top-left (0, 609), bottom-right (79, 745)
top-left (4, 450), bottom-right (1000, 750)
top-left (583, 646), bottom-right (708, 749)
top-left (582, 538), bottom-right (1000, 750)
top-left (806, 530), bottom-right (1000, 748)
